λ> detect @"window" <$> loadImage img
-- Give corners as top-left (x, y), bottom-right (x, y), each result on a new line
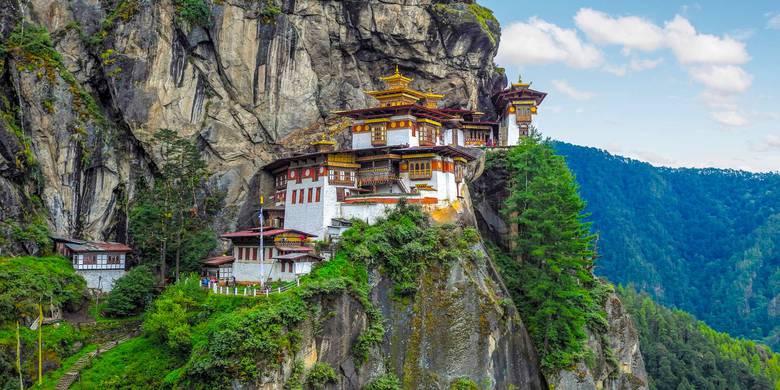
top-left (291, 190), bottom-right (297, 204)
top-left (107, 255), bottom-right (121, 265)
top-left (418, 124), bottom-right (437, 146)
top-left (83, 255), bottom-right (96, 265)
top-left (299, 189), bottom-right (304, 204)
top-left (251, 247), bottom-right (257, 261)
top-left (275, 175), bottom-right (286, 189)
top-left (316, 187), bottom-right (321, 202)
top-left (337, 187), bottom-right (347, 202)
top-left (371, 124), bottom-right (387, 146)
top-left (308, 188), bottom-right (313, 203)
top-left (408, 159), bottom-right (432, 180)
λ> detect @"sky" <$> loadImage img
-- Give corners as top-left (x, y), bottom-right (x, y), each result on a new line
top-left (480, 0), bottom-right (780, 172)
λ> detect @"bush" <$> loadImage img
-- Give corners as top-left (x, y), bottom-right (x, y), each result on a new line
top-left (305, 362), bottom-right (337, 389)
top-left (449, 377), bottom-right (479, 390)
top-left (0, 256), bottom-right (86, 324)
top-left (174, 0), bottom-right (211, 27)
top-left (103, 265), bottom-right (157, 317)
top-left (364, 373), bottom-right (401, 390)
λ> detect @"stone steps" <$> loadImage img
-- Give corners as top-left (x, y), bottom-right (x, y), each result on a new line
top-left (54, 333), bottom-right (136, 390)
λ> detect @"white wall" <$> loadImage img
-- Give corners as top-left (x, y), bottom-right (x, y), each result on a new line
top-left (341, 203), bottom-right (393, 224)
top-left (506, 113), bottom-right (520, 146)
top-left (387, 127), bottom-right (414, 147)
top-left (284, 175), bottom-right (327, 238)
top-left (352, 132), bottom-right (372, 149)
top-left (77, 269), bottom-right (125, 292)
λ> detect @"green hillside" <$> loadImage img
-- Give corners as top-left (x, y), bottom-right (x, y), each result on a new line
top-left (618, 286), bottom-right (780, 389)
top-left (553, 142), bottom-right (780, 349)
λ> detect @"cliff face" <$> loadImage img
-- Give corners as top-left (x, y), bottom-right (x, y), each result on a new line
top-left (0, 0), bottom-right (505, 252)
top-left (262, 245), bottom-right (546, 389)
top-left (469, 157), bottom-right (649, 390)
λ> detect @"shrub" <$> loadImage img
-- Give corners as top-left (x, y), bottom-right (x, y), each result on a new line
top-left (0, 256), bottom-right (86, 323)
top-left (103, 265), bottom-right (157, 317)
top-left (305, 362), bottom-right (337, 389)
top-left (175, 0), bottom-right (212, 27)
top-left (364, 373), bottom-right (401, 390)
top-left (449, 377), bottom-right (479, 390)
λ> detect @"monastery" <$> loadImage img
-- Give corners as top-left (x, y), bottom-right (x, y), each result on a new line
top-left (208, 69), bottom-right (547, 285)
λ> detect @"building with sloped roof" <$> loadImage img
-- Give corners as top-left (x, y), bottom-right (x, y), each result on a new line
top-left (51, 237), bottom-right (131, 292)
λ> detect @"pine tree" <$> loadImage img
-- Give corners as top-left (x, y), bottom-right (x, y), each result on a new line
top-left (129, 129), bottom-right (221, 284)
top-left (496, 132), bottom-right (605, 373)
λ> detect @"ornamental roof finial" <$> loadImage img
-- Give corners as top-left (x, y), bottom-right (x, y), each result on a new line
top-left (395, 64), bottom-right (400, 75)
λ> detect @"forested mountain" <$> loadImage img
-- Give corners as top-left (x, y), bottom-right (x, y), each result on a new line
top-left (554, 142), bottom-right (780, 349)
top-left (618, 286), bottom-right (780, 389)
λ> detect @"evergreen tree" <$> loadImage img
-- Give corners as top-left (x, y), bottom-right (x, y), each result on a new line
top-left (129, 129), bottom-right (221, 284)
top-left (492, 133), bottom-right (607, 374)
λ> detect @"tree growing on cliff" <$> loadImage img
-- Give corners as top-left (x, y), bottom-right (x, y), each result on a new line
top-left (129, 129), bottom-right (221, 284)
top-left (496, 133), bottom-right (607, 374)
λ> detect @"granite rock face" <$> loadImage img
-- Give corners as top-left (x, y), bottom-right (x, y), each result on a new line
top-left (0, 0), bottom-right (505, 252)
top-left (257, 245), bottom-right (546, 390)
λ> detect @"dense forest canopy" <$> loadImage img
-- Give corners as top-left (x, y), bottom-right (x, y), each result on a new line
top-left (554, 142), bottom-right (780, 349)
top-left (618, 286), bottom-right (780, 390)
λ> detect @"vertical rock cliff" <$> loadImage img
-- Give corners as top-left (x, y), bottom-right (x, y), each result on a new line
top-left (0, 0), bottom-right (505, 252)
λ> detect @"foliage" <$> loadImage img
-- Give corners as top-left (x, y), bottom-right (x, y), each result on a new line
top-left (340, 202), bottom-right (477, 297)
top-left (305, 362), bottom-right (337, 389)
top-left (364, 372), bottom-right (402, 390)
top-left (2, 23), bottom-right (111, 168)
top-left (103, 265), bottom-right (158, 317)
top-left (284, 360), bottom-right (304, 390)
top-left (258, 0), bottom-right (282, 22)
top-left (487, 135), bottom-right (607, 375)
top-left (553, 141), bottom-right (780, 349)
top-left (88, 0), bottom-right (140, 46)
top-left (69, 336), bottom-right (183, 390)
top-left (468, 3), bottom-right (499, 43)
top-left (0, 257), bottom-right (86, 324)
top-left (0, 321), bottom-right (89, 389)
top-left (129, 129), bottom-right (222, 283)
top-left (174, 0), bottom-right (212, 27)
top-left (449, 377), bottom-right (480, 390)
top-left (618, 286), bottom-right (780, 390)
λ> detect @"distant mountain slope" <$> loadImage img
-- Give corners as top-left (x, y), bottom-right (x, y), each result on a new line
top-left (553, 141), bottom-right (780, 349)
top-left (618, 286), bottom-right (780, 390)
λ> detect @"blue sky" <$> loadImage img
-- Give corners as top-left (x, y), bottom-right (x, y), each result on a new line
top-left (480, 0), bottom-right (780, 172)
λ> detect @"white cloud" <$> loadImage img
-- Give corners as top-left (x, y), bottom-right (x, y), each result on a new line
top-left (496, 17), bottom-right (603, 69)
top-left (762, 134), bottom-right (780, 150)
top-left (630, 57), bottom-right (663, 71)
top-left (664, 15), bottom-right (750, 65)
top-left (574, 8), bottom-right (665, 51)
top-left (602, 57), bottom-right (663, 76)
top-left (689, 65), bottom-right (753, 93)
top-left (711, 111), bottom-right (749, 127)
top-left (551, 80), bottom-right (595, 100)
top-left (767, 13), bottom-right (780, 30)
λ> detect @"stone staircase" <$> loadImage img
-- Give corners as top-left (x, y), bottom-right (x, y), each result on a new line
top-left (54, 333), bottom-right (136, 390)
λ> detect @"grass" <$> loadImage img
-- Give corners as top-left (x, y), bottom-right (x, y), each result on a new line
top-left (69, 337), bottom-right (183, 389)
top-left (31, 344), bottom-right (97, 390)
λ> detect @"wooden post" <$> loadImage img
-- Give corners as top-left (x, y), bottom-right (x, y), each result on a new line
top-left (16, 321), bottom-right (22, 390)
top-left (38, 304), bottom-right (42, 385)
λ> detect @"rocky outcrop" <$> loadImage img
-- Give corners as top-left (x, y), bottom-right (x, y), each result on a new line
top-left (0, 0), bottom-right (505, 253)
top-left (552, 293), bottom-right (648, 390)
top-left (264, 244), bottom-right (546, 389)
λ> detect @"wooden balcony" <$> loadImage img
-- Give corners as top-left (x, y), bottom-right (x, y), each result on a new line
top-left (357, 167), bottom-right (398, 186)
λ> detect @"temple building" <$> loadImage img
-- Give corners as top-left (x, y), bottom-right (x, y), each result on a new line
top-left (203, 227), bottom-right (318, 284)
top-left (51, 237), bottom-right (131, 292)
top-left (205, 69), bottom-right (547, 283)
top-left (493, 79), bottom-right (547, 145)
